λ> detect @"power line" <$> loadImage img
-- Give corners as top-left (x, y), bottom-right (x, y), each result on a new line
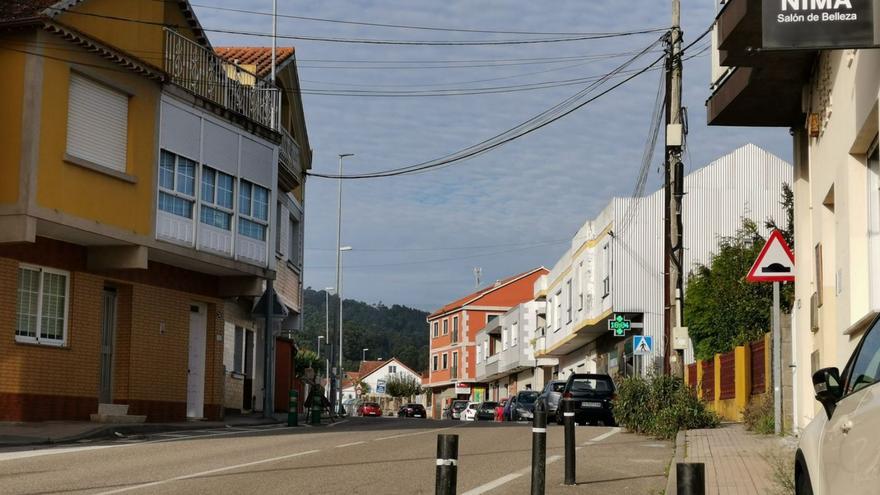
top-left (45, 7), bottom-right (665, 46)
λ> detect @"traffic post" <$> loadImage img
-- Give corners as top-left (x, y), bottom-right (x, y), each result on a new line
top-left (435, 434), bottom-right (459, 495)
top-left (676, 462), bottom-right (706, 495)
top-left (562, 398), bottom-right (576, 485)
top-left (530, 399), bottom-right (547, 495)
top-left (288, 389), bottom-right (298, 427)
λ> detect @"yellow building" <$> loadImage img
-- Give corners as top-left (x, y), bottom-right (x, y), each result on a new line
top-left (0, 1), bottom-right (310, 421)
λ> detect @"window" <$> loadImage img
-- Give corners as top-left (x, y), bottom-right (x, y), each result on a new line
top-left (845, 319), bottom-right (880, 395)
top-left (200, 166), bottom-right (234, 230)
top-left (443, 319), bottom-right (449, 335)
top-left (389, 365), bottom-right (397, 374)
top-left (487, 314), bottom-right (498, 324)
top-left (275, 203), bottom-right (284, 254)
top-left (158, 150), bottom-right (196, 219)
top-left (555, 291), bottom-right (562, 330)
top-left (578, 261), bottom-right (584, 310)
top-left (433, 354), bottom-right (439, 371)
top-left (233, 326), bottom-right (244, 374)
top-left (602, 243), bottom-right (611, 298)
top-left (433, 321), bottom-right (439, 338)
top-left (66, 73), bottom-right (128, 172)
top-left (239, 180), bottom-right (270, 241)
top-left (15, 265), bottom-right (70, 346)
top-left (452, 316), bottom-right (459, 337)
top-left (288, 215), bottom-right (302, 265)
top-left (442, 353), bottom-right (448, 369)
top-left (566, 279), bottom-right (572, 323)
top-left (452, 352), bottom-right (458, 374)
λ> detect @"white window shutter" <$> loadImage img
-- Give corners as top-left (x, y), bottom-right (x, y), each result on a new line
top-left (278, 204), bottom-right (289, 258)
top-left (66, 74), bottom-right (128, 172)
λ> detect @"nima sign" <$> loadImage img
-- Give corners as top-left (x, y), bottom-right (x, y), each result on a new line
top-left (763, 0), bottom-right (877, 49)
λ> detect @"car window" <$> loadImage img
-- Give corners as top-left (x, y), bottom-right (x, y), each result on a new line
top-left (551, 382), bottom-right (566, 392)
top-left (570, 377), bottom-right (613, 392)
top-left (846, 319), bottom-right (880, 395)
top-left (517, 392), bottom-right (539, 403)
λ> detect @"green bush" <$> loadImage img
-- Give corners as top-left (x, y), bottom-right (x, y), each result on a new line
top-left (614, 375), bottom-right (720, 439)
top-left (743, 393), bottom-right (775, 435)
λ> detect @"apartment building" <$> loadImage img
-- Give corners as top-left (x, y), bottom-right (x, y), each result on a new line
top-left (533, 145), bottom-right (791, 380)
top-left (708, 0), bottom-right (880, 431)
top-left (425, 268), bottom-right (547, 418)
top-left (0, 0), bottom-right (310, 421)
top-left (475, 301), bottom-right (557, 400)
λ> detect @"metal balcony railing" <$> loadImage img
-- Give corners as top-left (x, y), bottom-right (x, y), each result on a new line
top-left (164, 29), bottom-right (280, 130)
top-left (279, 127), bottom-right (301, 173)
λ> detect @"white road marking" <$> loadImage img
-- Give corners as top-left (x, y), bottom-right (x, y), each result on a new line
top-left (335, 441), bottom-right (366, 448)
top-left (93, 449), bottom-right (321, 494)
top-left (373, 425), bottom-right (461, 441)
top-left (581, 427), bottom-right (621, 446)
top-left (326, 419), bottom-right (349, 428)
top-left (0, 445), bottom-right (113, 462)
top-left (462, 456), bottom-right (562, 495)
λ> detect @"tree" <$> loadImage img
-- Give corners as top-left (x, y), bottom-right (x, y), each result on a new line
top-left (295, 349), bottom-right (319, 377)
top-left (384, 373), bottom-right (423, 402)
top-left (684, 184), bottom-right (794, 360)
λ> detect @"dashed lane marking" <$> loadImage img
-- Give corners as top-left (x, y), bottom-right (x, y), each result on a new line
top-left (93, 449), bottom-right (321, 494)
top-left (336, 441), bottom-right (366, 448)
top-left (461, 455), bottom-right (562, 495)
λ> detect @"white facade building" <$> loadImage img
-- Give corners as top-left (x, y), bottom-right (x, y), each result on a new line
top-left (534, 145), bottom-right (792, 380)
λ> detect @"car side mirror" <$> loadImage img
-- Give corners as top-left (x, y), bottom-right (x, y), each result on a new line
top-left (813, 367), bottom-right (843, 418)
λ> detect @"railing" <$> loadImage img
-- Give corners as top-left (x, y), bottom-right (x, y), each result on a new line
top-left (279, 127), bottom-right (301, 173)
top-left (164, 29), bottom-right (280, 130)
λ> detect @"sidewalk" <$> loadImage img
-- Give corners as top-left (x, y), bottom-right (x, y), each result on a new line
top-left (0, 413), bottom-right (284, 448)
top-left (666, 423), bottom-right (796, 494)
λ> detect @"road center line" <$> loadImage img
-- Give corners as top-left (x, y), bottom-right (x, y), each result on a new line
top-left (373, 425), bottom-right (461, 441)
top-left (462, 455), bottom-right (562, 495)
top-left (93, 449), bottom-right (321, 494)
top-left (336, 441), bottom-right (366, 448)
top-left (581, 427), bottom-right (621, 446)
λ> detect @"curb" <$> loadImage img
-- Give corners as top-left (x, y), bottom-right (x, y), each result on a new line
top-left (665, 429), bottom-right (687, 494)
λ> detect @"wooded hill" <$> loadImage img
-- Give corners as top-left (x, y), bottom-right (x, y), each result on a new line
top-left (300, 288), bottom-right (429, 373)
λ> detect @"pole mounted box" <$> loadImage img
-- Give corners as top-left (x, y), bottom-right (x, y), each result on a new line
top-left (672, 326), bottom-right (689, 350)
top-left (666, 124), bottom-right (683, 147)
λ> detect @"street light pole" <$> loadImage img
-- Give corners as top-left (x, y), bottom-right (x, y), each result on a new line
top-left (335, 152), bottom-right (353, 414)
top-left (324, 287), bottom-right (333, 399)
top-left (362, 348), bottom-right (369, 362)
top-left (317, 336), bottom-right (324, 359)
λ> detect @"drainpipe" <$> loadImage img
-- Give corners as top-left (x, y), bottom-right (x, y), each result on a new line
top-left (263, 279), bottom-right (275, 418)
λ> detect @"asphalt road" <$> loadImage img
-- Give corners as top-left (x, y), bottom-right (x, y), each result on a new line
top-left (0, 418), bottom-right (672, 494)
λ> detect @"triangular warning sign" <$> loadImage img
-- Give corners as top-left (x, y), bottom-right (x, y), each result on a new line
top-left (747, 230), bottom-right (795, 283)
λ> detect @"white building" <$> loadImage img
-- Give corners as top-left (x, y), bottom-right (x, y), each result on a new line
top-left (357, 358), bottom-right (423, 399)
top-left (533, 145), bottom-right (792, 380)
top-left (475, 301), bottom-right (558, 400)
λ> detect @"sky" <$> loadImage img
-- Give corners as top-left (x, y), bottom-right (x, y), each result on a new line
top-left (193, 0), bottom-right (792, 312)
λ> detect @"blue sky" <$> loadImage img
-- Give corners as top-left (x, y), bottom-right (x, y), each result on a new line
top-left (195, 1), bottom-right (791, 311)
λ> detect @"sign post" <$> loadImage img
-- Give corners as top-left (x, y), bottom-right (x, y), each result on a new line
top-left (747, 230), bottom-right (795, 436)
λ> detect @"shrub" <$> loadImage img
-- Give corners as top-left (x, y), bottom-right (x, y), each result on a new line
top-left (614, 375), bottom-right (720, 439)
top-left (743, 393), bottom-right (775, 435)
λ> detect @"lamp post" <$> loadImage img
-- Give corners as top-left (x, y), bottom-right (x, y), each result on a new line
top-left (362, 348), bottom-right (369, 362)
top-left (317, 336), bottom-right (324, 358)
top-left (324, 287), bottom-right (334, 399)
top-left (334, 153), bottom-right (353, 414)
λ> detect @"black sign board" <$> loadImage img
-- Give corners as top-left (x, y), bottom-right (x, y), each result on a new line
top-left (763, 0), bottom-right (877, 50)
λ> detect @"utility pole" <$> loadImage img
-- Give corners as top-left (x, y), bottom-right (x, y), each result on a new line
top-left (664, 0), bottom-right (685, 377)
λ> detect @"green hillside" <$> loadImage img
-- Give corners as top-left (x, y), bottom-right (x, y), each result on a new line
top-left (299, 288), bottom-right (429, 373)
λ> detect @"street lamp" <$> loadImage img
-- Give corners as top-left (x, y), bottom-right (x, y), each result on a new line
top-left (317, 336), bottom-right (324, 358)
top-left (334, 153), bottom-right (353, 414)
top-left (324, 287), bottom-right (334, 399)
top-left (362, 348), bottom-right (369, 362)
top-left (337, 245), bottom-right (352, 414)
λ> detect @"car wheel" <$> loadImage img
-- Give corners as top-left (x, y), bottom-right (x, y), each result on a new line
top-left (795, 459), bottom-right (813, 495)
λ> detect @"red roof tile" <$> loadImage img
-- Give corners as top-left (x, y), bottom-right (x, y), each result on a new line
top-left (428, 267), bottom-right (545, 318)
top-left (214, 47), bottom-right (295, 78)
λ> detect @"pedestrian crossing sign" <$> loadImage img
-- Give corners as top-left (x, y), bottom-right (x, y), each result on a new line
top-left (633, 335), bottom-right (653, 356)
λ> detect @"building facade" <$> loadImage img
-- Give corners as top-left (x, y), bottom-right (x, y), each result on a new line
top-left (708, 0), bottom-right (880, 431)
top-left (425, 268), bottom-right (547, 418)
top-left (533, 145), bottom-right (792, 380)
top-left (0, 0), bottom-right (309, 422)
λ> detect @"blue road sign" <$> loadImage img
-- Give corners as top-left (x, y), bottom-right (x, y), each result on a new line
top-left (633, 335), bottom-right (653, 356)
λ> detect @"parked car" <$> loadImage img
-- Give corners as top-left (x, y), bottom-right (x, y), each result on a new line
top-left (476, 401), bottom-right (498, 421)
top-left (795, 314), bottom-right (880, 495)
top-left (358, 402), bottom-right (382, 417)
top-left (460, 402), bottom-right (480, 421)
top-left (397, 403), bottom-right (427, 418)
top-left (509, 390), bottom-right (540, 421)
top-left (538, 380), bottom-right (567, 422)
top-left (445, 399), bottom-right (469, 420)
top-left (559, 374), bottom-right (616, 426)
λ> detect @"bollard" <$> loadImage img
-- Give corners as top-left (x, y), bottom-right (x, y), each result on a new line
top-left (676, 462), bottom-right (706, 495)
top-left (530, 399), bottom-right (547, 495)
top-left (310, 401), bottom-right (322, 425)
top-left (287, 390), bottom-right (298, 427)
top-left (436, 434), bottom-right (459, 495)
top-left (562, 398), bottom-right (576, 486)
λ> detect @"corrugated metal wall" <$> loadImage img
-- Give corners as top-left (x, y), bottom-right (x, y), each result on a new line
top-left (611, 144), bottom-right (792, 366)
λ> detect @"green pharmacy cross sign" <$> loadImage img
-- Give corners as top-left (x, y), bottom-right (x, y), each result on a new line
top-left (608, 315), bottom-right (631, 337)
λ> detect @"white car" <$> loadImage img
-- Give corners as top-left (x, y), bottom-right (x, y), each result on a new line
top-left (459, 402), bottom-right (479, 422)
top-left (796, 315), bottom-right (880, 494)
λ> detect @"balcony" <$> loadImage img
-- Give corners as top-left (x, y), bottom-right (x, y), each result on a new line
top-left (164, 29), bottom-right (280, 130)
top-left (278, 127), bottom-right (302, 191)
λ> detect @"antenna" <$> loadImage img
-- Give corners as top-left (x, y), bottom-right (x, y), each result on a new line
top-left (473, 267), bottom-right (482, 288)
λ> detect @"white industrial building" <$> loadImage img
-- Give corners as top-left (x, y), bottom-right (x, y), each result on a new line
top-left (532, 144), bottom-right (792, 379)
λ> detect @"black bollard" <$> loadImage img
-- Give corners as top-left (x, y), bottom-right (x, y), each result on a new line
top-left (436, 434), bottom-right (459, 495)
top-left (530, 399), bottom-right (547, 495)
top-left (562, 398), bottom-right (576, 486)
top-left (676, 462), bottom-right (706, 495)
